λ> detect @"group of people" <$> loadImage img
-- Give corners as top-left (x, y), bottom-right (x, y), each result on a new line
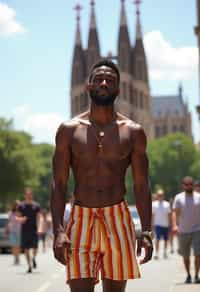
top-left (5, 58), bottom-right (200, 292)
top-left (6, 188), bottom-right (50, 273)
top-left (152, 177), bottom-right (200, 284)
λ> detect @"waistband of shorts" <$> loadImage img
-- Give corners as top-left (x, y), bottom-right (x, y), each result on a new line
top-left (73, 198), bottom-right (127, 210)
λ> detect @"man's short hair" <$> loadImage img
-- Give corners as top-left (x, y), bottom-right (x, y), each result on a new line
top-left (182, 176), bottom-right (194, 183)
top-left (89, 59), bottom-right (120, 84)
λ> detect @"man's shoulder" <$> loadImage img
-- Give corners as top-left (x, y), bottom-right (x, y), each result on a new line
top-left (57, 111), bottom-right (90, 133)
top-left (32, 201), bottom-right (40, 209)
top-left (193, 191), bottom-right (200, 199)
top-left (18, 201), bottom-right (25, 208)
top-left (117, 112), bottom-right (142, 131)
top-left (174, 192), bottom-right (185, 200)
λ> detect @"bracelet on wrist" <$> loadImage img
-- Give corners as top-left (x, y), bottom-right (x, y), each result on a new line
top-left (136, 230), bottom-right (154, 240)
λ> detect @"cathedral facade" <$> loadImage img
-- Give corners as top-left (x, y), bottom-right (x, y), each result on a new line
top-left (70, 1), bottom-right (192, 140)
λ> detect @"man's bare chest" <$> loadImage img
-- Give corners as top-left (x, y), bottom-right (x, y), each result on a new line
top-left (71, 124), bottom-right (133, 161)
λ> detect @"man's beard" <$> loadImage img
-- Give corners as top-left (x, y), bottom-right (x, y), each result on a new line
top-left (89, 88), bottom-right (117, 106)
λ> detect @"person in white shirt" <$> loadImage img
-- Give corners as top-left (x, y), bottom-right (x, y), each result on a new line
top-left (152, 189), bottom-right (171, 259)
top-left (172, 176), bottom-right (200, 284)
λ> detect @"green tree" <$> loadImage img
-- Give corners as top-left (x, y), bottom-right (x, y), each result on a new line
top-left (0, 118), bottom-right (40, 209)
top-left (147, 133), bottom-right (199, 199)
top-left (33, 143), bottom-right (54, 208)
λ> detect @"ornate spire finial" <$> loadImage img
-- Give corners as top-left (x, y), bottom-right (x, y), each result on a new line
top-left (120, 0), bottom-right (127, 27)
top-left (134, 0), bottom-right (142, 16)
top-left (133, 0), bottom-right (142, 39)
top-left (90, 0), bottom-right (96, 29)
top-left (74, 3), bottom-right (83, 22)
top-left (90, 0), bottom-right (95, 6)
top-left (74, 3), bottom-right (83, 45)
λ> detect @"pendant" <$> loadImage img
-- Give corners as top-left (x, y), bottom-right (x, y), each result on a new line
top-left (99, 131), bottom-right (104, 137)
top-left (98, 144), bottom-right (103, 148)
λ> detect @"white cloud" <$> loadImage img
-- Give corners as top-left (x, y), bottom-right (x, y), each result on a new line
top-left (144, 31), bottom-right (198, 81)
top-left (13, 105), bottom-right (65, 144)
top-left (0, 3), bottom-right (26, 36)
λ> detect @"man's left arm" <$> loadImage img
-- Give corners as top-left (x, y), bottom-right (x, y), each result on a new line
top-left (131, 126), bottom-right (153, 264)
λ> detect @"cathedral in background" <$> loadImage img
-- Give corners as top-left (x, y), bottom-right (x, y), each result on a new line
top-left (70, 0), bottom-right (192, 140)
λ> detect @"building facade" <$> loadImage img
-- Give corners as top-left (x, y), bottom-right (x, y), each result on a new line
top-left (70, 1), bottom-right (192, 140)
top-left (152, 85), bottom-right (192, 139)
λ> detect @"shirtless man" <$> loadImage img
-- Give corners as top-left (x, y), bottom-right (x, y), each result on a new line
top-left (51, 59), bottom-right (153, 292)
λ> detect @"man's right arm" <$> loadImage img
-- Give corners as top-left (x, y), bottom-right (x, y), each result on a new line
top-left (50, 123), bottom-right (72, 238)
top-left (172, 197), bottom-right (181, 232)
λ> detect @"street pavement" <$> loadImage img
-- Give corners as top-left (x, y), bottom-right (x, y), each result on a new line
top-left (1, 240), bottom-right (200, 292)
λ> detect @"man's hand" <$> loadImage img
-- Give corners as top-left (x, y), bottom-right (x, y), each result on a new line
top-left (172, 225), bottom-right (179, 235)
top-left (53, 229), bottom-right (71, 266)
top-left (136, 234), bottom-right (153, 264)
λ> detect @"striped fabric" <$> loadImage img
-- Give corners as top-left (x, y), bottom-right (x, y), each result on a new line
top-left (65, 200), bottom-right (141, 284)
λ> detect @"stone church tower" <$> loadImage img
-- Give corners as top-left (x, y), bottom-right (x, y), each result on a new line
top-left (70, 1), bottom-right (192, 140)
top-left (70, 0), bottom-right (153, 139)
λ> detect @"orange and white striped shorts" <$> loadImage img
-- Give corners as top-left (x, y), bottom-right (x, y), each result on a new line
top-left (65, 200), bottom-right (141, 283)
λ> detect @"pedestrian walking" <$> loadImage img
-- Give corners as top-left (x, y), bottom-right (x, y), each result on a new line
top-left (169, 198), bottom-right (176, 254)
top-left (51, 59), bottom-right (153, 292)
top-left (17, 188), bottom-right (40, 273)
top-left (38, 209), bottom-right (48, 252)
top-left (7, 200), bottom-right (21, 265)
top-left (172, 176), bottom-right (200, 284)
top-left (152, 189), bottom-right (171, 259)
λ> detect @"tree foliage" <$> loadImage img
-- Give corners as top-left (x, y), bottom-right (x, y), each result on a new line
top-left (0, 118), bottom-right (54, 210)
top-left (147, 133), bottom-right (200, 199)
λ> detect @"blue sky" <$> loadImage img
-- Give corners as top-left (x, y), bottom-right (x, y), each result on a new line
top-left (0, 0), bottom-right (199, 144)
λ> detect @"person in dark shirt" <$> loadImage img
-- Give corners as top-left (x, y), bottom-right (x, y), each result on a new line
top-left (17, 188), bottom-right (40, 273)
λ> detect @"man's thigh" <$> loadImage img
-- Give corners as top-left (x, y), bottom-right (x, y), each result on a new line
top-left (68, 278), bottom-right (95, 292)
top-left (192, 231), bottom-right (200, 256)
top-left (102, 279), bottom-right (127, 292)
top-left (178, 233), bottom-right (192, 257)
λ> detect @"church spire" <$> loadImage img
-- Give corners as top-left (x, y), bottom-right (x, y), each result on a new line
top-left (71, 3), bottom-right (85, 88)
top-left (74, 4), bottom-right (82, 45)
top-left (120, 0), bottom-right (127, 27)
top-left (132, 0), bottom-right (149, 85)
top-left (90, 0), bottom-right (96, 29)
top-left (134, 0), bottom-right (143, 39)
top-left (87, 0), bottom-right (100, 73)
top-left (118, 0), bottom-right (131, 73)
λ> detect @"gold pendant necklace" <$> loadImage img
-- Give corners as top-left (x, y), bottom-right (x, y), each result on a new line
top-left (89, 115), bottom-right (116, 150)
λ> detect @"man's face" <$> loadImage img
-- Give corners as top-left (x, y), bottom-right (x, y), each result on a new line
top-left (88, 66), bottom-right (119, 106)
top-left (157, 191), bottom-right (164, 201)
top-left (182, 178), bottom-right (193, 193)
top-left (24, 189), bottom-right (33, 201)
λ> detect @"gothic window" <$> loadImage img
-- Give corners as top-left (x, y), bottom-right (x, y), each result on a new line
top-left (137, 59), bottom-right (143, 80)
top-left (133, 89), bottom-right (137, 106)
top-left (74, 96), bottom-right (79, 113)
top-left (135, 90), bottom-right (138, 107)
top-left (123, 82), bottom-right (127, 100)
top-left (140, 92), bottom-right (144, 109)
top-left (129, 84), bottom-right (133, 104)
top-left (121, 48), bottom-right (127, 71)
top-left (84, 92), bottom-right (88, 108)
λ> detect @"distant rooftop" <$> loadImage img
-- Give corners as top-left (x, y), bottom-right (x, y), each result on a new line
top-left (152, 94), bottom-right (185, 118)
